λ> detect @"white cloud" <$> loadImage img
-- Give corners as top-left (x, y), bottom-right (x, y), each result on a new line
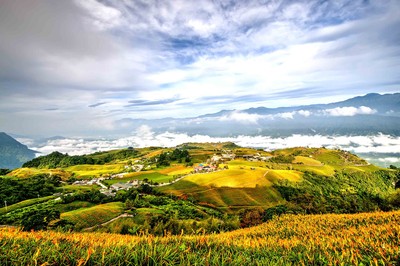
top-left (23, 129), bottom-right (400, 160)
top-left (298, 110), bottom-right (311, 117)
top-left (276, 112), bottom-right (295, 119)
top-left (75, 0), bottom-right (124, 30)
top-left (219, 111), bottom-right (263, 124)
top-left (323, 106), bottom-right (377, 116)
top-left (377, 157), bottom-right (400, 163)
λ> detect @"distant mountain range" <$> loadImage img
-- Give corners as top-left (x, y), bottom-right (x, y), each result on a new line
top-left (0, 132), bottom-right (36, 169)
top-left (120, 92), bottom-right (400, 136)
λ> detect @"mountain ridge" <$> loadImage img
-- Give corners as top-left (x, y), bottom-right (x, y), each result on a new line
top-left (106, 92), bottom-right (400, 137)
top-left (0, 132), bottom-right (36, 169)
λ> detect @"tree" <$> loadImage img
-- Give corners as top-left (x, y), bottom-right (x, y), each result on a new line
top-left (240, 208), bottom-right (264, 228)
top-left (21, 209), bottom-right (60, 231)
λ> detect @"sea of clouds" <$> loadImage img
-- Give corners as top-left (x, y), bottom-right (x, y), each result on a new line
top-left (18, 125), bottom-right (400, 166)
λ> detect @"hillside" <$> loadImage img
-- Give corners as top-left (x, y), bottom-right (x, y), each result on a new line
top-left (2, 143), bottom-right (400, 236)
top-left (0, 132), bottom-right (36, 169)
top-left (1, 210), bottom-right (399, 265)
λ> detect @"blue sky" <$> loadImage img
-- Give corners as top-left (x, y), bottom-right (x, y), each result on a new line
top-left (0, 0), bottom-right (399, 137)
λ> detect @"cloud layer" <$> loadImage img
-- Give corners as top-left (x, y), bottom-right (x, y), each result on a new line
top-left (1, 0), bottom-right (400, 137)
top-left (23, 127), bottom-right (400, 161)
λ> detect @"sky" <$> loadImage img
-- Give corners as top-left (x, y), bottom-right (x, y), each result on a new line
top-left (0, 0), bottom-right (400, 137)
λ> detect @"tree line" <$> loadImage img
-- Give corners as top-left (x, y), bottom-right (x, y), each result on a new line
top-left (22, 149), bottom-right (139, 168)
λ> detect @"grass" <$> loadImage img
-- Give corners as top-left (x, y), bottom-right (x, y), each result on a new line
top-left (158, 165), bottom-right (193, 175)
top-left (57, 184), bottom-right (98, 193)
top-left (1, 210), bottom-right (399, 265)
top-left (159, 164), bottom-right (305, 209)
top-left (292, 164), bottom-right (336, 176)
top-left (104, 172), bottom-right (171, 185)
top-left (160, 179), bottom-right (284, 209)
top-left (293, 156), bottom-right (323, 166)
top-left (0, 196), bottom-right (56, 215)
top-left (183, 168), bottom-right (271, 188)
top-left (264, 170), bottom-right (302, 182)
top-left (61, 202), bottom-right (124, 230)
top-left (65, 164), bottom-right (124, 178)
top-left (136, 208), bottom-right (165, 215)
top-left (55, 201), bottom-right (95, 213)
top-left (228, 159), bottom-right (267, 168)
top-left (8, 168), bottom-right (72, 179)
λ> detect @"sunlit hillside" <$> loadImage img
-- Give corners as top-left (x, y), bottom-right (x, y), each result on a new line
top-left (1, 211), bottom-right (399, 265)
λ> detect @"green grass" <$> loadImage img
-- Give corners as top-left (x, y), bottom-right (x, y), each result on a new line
top-left (228, 159), bottom-right (267, 167)
top-left (293, 156), bottom-right (323, 166)
top-left (160, 179), bottom-right (284, 209)
top-left (65, 164), bottom-right (124, 178)
top-left (264, 170), bottom-right (302, 182)
top-left (57, 184), bottom-right (98, 193)
top-left (61, 202), bottom-right (124, 230)
top-left (136, 208), bottom-right (165, 215)
top-left (104, 172), bottom-right (171, 185)
top-left (292, 164), bottom-right (336, 176)
top-left (55, 201), bottom-right (95, 213)
top-left (8, 168), bottom-right (72, 179)
top-left (0, 196), bottom-right (56, 215)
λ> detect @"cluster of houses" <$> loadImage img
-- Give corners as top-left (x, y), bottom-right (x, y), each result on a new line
top-left (72, 174), bottom-right (142, 197)
top-left (124, 164), bottom-right (144, 172)
top-left (242, 153), bottom-right (271, 162)
top-left (193, 163), bottom-right (218, 173)
top-left (73, 177), bottom-right (108, 188)
top-left (193, 150), bottom-right (235, 173)
top-left (110, 180), bottom-right (139, 191)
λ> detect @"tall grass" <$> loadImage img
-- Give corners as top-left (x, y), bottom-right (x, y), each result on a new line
top-left (1, 210), bottom-right (399, 265)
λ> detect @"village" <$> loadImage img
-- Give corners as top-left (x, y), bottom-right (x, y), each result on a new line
top-left (71, 149), bottom-right (272, 197)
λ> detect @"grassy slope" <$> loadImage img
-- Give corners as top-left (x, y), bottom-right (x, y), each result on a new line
top-left (65, 164), bottom-right (124, 178)
top-left (61, 202), bottom-right (124, 230)
top-left (160, 147), bottom-right (387, 210)
top-left (0, 196), bottom-right (56, 215)
top-left (1, 210), bottom-right (399, 265)
top-left (8, 168), bottom-right (72, 179)
top-left (159, 164), bottom-right (302, 209)
top-left (103, 171), bottom-right (171, 185)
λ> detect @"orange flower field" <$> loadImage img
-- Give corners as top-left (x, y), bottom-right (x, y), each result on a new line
top-left (1, 210), bottom-right (400, 265)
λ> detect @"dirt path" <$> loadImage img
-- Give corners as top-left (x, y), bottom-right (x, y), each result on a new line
top-left (82, 213), bottom-right (134, 231)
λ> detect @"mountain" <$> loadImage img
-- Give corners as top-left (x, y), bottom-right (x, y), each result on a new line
top-left (242, 92), bottom-right (400, 115)
top-left (0, 132), bottom-right (36, 169)
top-left (116, 92), bottom-right (400, 136)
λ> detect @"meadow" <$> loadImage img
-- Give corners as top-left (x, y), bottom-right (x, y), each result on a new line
top-left (1, 210), bottom-right (399, 265)
top-left (61, 202), bottom-right (124, 230)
